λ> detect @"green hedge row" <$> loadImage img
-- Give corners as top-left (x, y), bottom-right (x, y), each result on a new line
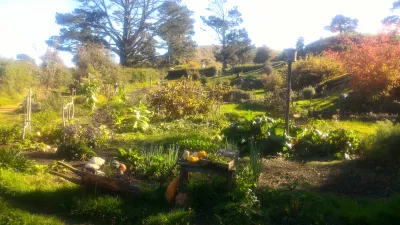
top-left (166, 66), bottom-right (217, 80)
top-left (231, 64), bottom-right (265, 74)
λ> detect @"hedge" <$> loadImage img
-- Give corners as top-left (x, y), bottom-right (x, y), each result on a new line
top-left (198, 66), bottom-right (217, 77)
top-left (166, 66), bottom-right (217, 80)
top-left (231, 64), bottom-right (265, 74)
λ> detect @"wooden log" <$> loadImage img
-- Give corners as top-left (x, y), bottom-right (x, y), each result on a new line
top-left (56, 161), bottom-right (83, 176)
top-left (49, 171), bottom-right (82, 185)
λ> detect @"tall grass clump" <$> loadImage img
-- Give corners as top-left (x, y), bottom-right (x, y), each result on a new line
top-left (249, 139), bottom-right (263, 184)
top-left (365, 120), bottom-right (400, 166)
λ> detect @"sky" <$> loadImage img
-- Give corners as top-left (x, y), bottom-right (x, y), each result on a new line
top-left (0, 0), bottom-right (396, 67)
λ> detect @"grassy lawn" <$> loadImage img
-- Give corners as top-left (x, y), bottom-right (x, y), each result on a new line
top-left (220, 103), bottom-right (265, 119)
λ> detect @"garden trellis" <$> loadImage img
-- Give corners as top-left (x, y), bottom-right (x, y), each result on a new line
top-left (62, 89), bottom-right (75, 126)
top-left (22, 88), bottom-right (32, 140)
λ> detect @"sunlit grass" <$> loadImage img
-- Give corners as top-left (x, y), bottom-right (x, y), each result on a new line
top-left (220, 103), bottom-right (265, 120)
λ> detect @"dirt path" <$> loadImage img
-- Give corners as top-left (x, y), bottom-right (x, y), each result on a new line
top-left (259, 158), bottom-right (400, 197)
top-left (0, 105), bottom-right (19, 113)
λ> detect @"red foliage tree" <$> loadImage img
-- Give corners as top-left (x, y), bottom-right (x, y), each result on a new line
top-left (325, 31), bottom-right (400, 98)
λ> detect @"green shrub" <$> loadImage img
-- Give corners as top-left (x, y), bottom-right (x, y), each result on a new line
top-left (0, 148), bottom-right (34, 172)
top-left (291, 55), bottom-right (344, 90)
top-left (0, 125), bottom-right (21, 145)
top-left (56, 142), bottom-right (96, 160)
top-left (302, 86), bottom-right (316, 99)
top-left (166, 68), bottom-right (189, 80)
top-left (262, 73), bottom-right (285, 92)
top-left (223, 89), bottom-right (252, 102)
top-left (292, 128), bottom-right (360, 158)
top-left (365, 121), bottom-right (400, 166)
top-left (124, 68), bottom-right (160, 83)
top-left (222, 116), bottom-right (298, 154)
top-left (231, 64), bottom-right (265, 74)
top-left (149, 78), bottom-right (217, 118)
top-left (198, 66), bottom-right (217, 77)
top-left (62, 123), bottom-right (112, 148)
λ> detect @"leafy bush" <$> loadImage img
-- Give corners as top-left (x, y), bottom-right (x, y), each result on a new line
top-left (292, 128), bottom-right (360, 159)
top-left (199, 66), bottom-right (217, 77)
top-left (62, 123), bottom-right (112, 148)
top-left (231, 64), bottom-right (265, 74)
top-left (326, 33), bottom-right (400, 98)
top-left (56, 142), bottom-right (96, 160)
top-left (124, 68), bottom-right (160, 83)
top-left (114, 102), bottom-right (153, 132)
top-left (264, 88), bottom-right (286, 113)
top-left (222, 116), bottom-right (297, 154)
top-left (262, 73), bottom-right (285, 92)
top-left (149, 78), bottom-right (217, 118)
top-left (302, 86), bottom-right (316, 99)
top-left (365, 121), bottom-right (400, 166)
top-left (0, 125), bottom-right (21, 145)
top-left (0, 149), bottom-right (34, 172)
top-left (291, 55), bottom-right (344, 90)
top-left (223, 89), bottom-right (252, 102)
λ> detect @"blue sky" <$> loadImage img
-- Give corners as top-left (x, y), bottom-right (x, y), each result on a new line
top-left (0, 0), bottom-right (395, 67)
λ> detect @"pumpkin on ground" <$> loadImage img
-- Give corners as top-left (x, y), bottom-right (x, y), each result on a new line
top-left (165, 176), bottom-right (180, 203)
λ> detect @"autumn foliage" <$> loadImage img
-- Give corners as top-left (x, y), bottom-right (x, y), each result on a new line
top-left (325, 32), bottom-right (400, 98)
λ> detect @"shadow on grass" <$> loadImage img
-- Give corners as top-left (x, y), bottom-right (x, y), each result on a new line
top-left (0, 183), bottom-right (175, 224)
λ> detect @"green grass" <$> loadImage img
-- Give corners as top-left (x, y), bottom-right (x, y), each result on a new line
top-left (220, 103), bottom-right (265, 120)
top-left (0, 198), bottom-right (64, 225)
top-left (294, 92), bottom-right (341, 116)
top-left (307, 119), bottom-right (379, 138)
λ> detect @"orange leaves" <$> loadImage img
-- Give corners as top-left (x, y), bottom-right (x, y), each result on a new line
top-left (325, 32), bottom-right (400, 98)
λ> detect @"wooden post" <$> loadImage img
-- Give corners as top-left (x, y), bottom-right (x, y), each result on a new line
top-left (62, 103), bottom-right (65, 127)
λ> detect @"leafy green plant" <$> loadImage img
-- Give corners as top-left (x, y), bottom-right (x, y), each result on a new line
top-left (0, 148), bottom-right (34, 172)
top-left (0, 125), bottom-right (21, 144)
top-left (249, 139), bottom-right (263, 185)
top-left (118, 144), bottom-right (179, 180)
top-left (292, 128), bottom-right (360, 158)
top-left (176, 139), bottom-right (220, 152)
top-left (56, 142), bottom-right (96, 160)
top-left (206, 153), bottom-right (232, 163)
top-left (78, 79), bottom-right (99, 110)
top-left (222, 116), bottom-right (299, 154)
top-left (116, 101), bottom-right (153, 132)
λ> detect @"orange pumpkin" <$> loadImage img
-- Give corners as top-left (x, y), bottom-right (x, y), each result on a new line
top-left (198, 151), bottom-right (207, 158)
top-left (187, 156), bottom-right (199, 163)
top-left (165, 176), bottom-right (180, 203)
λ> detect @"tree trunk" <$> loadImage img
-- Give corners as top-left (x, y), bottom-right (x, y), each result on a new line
top-left (222, 32), bottom-right (228, 71)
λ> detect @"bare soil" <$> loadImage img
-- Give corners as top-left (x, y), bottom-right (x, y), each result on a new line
top-left (260, 157), bottom-right (400, 197)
